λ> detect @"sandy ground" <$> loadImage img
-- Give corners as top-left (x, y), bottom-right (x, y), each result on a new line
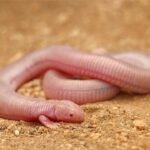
top-left (0, 0), bottom-right (150, 149)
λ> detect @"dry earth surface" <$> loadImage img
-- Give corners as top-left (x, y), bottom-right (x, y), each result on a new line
top-left (0, 0), bottom-right (150, 150)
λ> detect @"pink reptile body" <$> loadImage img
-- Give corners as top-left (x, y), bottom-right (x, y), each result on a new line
top-left (0, 45), bottom-right (149, 127)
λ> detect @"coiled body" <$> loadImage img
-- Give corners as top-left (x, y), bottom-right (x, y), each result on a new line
top-left (0, 45), bottom-right (149, 127)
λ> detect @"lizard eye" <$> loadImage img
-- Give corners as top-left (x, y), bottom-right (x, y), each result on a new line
top-left (69, 113), bottom-right (73, 117)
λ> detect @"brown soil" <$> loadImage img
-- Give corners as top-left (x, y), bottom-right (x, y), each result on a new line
top-left (0, 0), bottom-right (150, 150)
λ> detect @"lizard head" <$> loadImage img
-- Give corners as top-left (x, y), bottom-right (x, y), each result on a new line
top-left (54, 100), bottom-right (84, 123)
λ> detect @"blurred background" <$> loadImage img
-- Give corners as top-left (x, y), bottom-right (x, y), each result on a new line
top-left (0, 0), bottom-right (150, 65)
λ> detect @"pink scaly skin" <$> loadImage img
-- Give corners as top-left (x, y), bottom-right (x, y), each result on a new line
top-left (0, 80), bottom-right (84, 127)
top-left (0, 45), bottom-right (150, 127)
top-left (43, 51), bottom-right (150, 104)
top-left (43, 70), bottom-right (119, 104)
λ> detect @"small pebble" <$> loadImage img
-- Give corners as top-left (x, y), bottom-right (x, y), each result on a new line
top-left (90, 119), bottom-right (97, 126)
top-left (14, 130), bottom-right (20, 136)
top-left (112, 106), bottom-right (119, 110)
top-left (133, 120), bottom-right (148, 130)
